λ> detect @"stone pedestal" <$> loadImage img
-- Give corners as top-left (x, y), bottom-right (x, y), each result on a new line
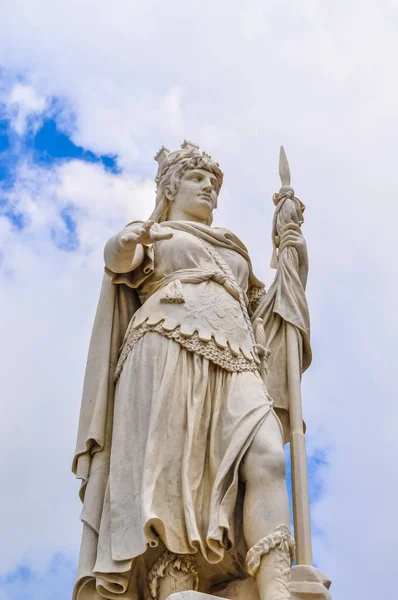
top-left (166, 566), bottom-right (332, 600)
top-left (290, 565), bottom-right (332, 599)
top-left (167, 594), bottom-right (226, 600)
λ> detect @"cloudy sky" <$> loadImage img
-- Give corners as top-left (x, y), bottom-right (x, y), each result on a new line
top-left (0, 1), bottom-right (396, 599)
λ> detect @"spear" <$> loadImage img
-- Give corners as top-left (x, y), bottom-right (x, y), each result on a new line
top-left (276, 147), bottom-right (313, 566)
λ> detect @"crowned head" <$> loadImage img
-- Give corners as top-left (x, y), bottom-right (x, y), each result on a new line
top-left (150, 140), bottom-right (223, 225)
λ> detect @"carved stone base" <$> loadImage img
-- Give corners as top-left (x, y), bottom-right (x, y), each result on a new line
top-left (165, 565), bottom-right (332, 600)
top-left (290, 565), bottom-right (332, 600)
top-left (167, 593), bottom-right (224, 600)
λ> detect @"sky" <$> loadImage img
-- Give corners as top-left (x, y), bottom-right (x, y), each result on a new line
top-left (0, 1), bottom-right (396, 599)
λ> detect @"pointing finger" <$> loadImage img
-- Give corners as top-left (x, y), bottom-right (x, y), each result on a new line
top-left (151, 231), bottom-right (174, 241)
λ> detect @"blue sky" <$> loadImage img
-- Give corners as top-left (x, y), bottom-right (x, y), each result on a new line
top-left (26, 118), bottom-right (119, 173)
top-left (1, 2), bottom-right (397, 600)
top-left (0, 556), bottom-right (76, 600)
top-left (0, 112), bottom-right (118, 188)
top-left (0, 111), bottom-right (123, 248)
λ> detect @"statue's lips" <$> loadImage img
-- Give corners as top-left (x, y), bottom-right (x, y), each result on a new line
top-left (199, 194), bottom-right (212, 203)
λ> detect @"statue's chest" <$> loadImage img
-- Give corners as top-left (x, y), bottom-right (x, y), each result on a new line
top-left (150, 230), bottom-right (249, 290)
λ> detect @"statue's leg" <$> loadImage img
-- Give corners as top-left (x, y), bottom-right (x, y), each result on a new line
top-left (240, 411), bottom-right (294, 600)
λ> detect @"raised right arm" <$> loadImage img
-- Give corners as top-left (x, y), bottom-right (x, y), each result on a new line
top-left (104, 224), bottom-right (146, 274)
top-left (104, 220), bottom-right (173, 274)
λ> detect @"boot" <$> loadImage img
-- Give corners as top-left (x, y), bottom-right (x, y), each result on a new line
top-left (246, 525), bottom-right (295, 600)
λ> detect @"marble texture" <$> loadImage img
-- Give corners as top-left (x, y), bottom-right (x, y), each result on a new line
top-left (168, 566), bottom-right (332, 600)
top-left (72, 141), bottom-right (326, 600)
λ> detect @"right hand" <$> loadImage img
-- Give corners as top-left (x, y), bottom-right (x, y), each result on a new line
top-left (120, 220), bottom-right (173, 248)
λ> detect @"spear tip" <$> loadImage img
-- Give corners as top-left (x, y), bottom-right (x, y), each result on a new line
top-left (279, 145), bottom-right (291, 186)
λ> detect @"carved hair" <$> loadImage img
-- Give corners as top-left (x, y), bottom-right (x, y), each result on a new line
top-left (150, 145), bottom-right (223, 226)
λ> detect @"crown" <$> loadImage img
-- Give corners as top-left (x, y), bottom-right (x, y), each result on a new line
top-left (154, 140), bottom-right (213, 186)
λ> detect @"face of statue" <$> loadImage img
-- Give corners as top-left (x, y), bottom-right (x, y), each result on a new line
top-left (167, 168), bottom-right (218, 223)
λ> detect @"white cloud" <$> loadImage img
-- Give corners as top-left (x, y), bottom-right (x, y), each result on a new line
top-left (0, 2), bottom-right (398, 599)
top-left (5, 84), bottom-right (47, 135)
top-left (0, 159), bottom-right (154, 572)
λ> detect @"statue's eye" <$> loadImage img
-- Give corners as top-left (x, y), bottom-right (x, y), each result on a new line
top-left (188, 172), bottom-right (204, 183)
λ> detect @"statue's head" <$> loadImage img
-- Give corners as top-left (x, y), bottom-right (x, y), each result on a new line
top-left (150, 140), bottom-right (223, 225)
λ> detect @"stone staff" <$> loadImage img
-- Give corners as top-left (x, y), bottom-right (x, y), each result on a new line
top-left (272, 146), bottom-right (312, 565)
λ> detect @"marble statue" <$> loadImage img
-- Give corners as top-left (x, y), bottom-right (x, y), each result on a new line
top-left (72, 141), bottom-right (330, 600)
